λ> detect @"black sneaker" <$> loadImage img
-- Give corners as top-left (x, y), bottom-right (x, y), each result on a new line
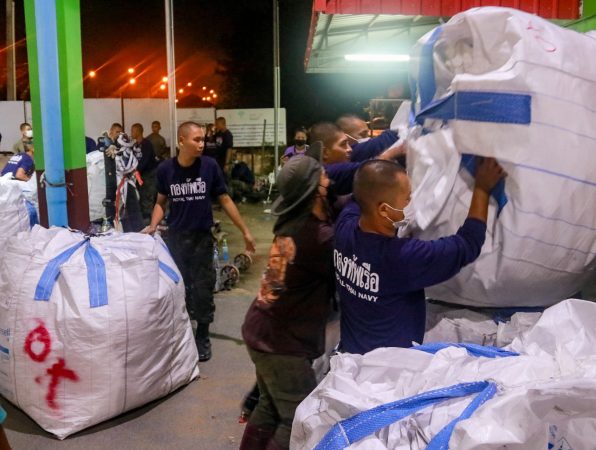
top-left (197, 336), bottom-right (212, 362)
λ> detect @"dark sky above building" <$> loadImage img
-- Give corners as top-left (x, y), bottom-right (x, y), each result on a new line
top-left (1, 0), bottom-right (406, 133)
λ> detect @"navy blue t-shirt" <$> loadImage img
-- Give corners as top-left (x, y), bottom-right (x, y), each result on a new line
top-left (334, 200), bottom-right (486, 355)
top-left (156, 156), bottom-right (227, 232)
top-left (350, 130), bottom-right (399, 162)
top-left (1, 153), bottom-right (35, 178)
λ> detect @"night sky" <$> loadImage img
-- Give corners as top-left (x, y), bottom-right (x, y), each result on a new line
top-left (1, 0), bottom-right (407, 135)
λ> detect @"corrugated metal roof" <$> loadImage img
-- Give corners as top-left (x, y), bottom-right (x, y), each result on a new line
top-left (305, 0), bottom-right (582, 73)
top-left (313, 0), bottom-right (580, 19)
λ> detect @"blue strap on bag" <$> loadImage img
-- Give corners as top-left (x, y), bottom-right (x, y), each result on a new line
top-left (413, 342), bottom-right (519, 358)
top-left (35, 238), bottom-right (180, 307)
top-left (315, 381), bottom-right (496, 450)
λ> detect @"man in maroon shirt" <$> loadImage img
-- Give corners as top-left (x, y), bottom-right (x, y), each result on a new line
top-left (240, 155), bottom-right (335, 450)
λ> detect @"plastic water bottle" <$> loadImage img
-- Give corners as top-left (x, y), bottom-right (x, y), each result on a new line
top-left (222, 238), bottom-right (229, 262)
top-left (213, 246), bottom-right (220, 267)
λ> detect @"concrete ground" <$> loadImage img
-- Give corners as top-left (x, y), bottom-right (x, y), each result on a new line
top-left (2, 202), bottom-right (277, 450)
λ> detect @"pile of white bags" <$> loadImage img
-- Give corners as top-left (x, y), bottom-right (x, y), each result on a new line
top-left (0, 173), bottom-right (33, 237)
top-left (291, 299), bottom-right (596, 449)
top-left (404, 7), bottom-right (596, 307)
top-left (86, 150), bottom-right (106, 222)
top-left (0, 226), bottom-right (199, 439)
top-left (424, 302), bottom-right (542, 347)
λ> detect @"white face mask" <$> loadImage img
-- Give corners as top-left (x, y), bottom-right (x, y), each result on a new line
top-left (382, 202), bottom-right (408, 233)
top-left (24, 129), bottom-right (33, 139)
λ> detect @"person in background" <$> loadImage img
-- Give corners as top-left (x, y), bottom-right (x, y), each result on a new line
top-left (240, 155), bottom-right (336, 450)
top-left (147, 120), bottom-right (169, 161)
top-left (203, 123), bottom-right (218, 161)
top-left (12, 123), bottom-right (33, 154)
top-left (214, 116), bottom-right (233, 172)
top-left (335, 158), bottom-right (506, 355)
top-left (131, 123), bottom-right (159, 225)
top-left (229, 152), bottom-right (255, 203)
top-left (1, 143), bottom-right (34, 181)
top-left (282, 127), bottom-right (309, 162)
top-left (143, 121), bottom-right (255, 362)
top-left (336, 114), bottom-right (400, 163)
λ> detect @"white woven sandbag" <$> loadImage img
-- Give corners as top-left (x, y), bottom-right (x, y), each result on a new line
top-left (291, 299), bottom-right (596, 450)
top-left (404, 7), bottom-right (596, 307)
top-left (86, 150), bottom-right (106, 221)
top-left (424, 302), bottom-right (541, 347)
top-left (0, 226), bottom-right (198, 439)
top-left (0, 173), bottom-right (31, 237)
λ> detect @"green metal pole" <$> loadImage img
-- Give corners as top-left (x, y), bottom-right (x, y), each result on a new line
top-left (23, 0), bottom-right (89, 229)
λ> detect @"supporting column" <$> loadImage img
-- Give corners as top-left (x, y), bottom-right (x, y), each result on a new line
top-left (23, 0), bottom-right (89, 230)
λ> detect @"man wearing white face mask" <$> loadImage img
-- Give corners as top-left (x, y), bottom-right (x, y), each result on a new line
top-left (336, 114), bottom-right (399, 163)
top-left (334, 157), bottom-right (505, 354)
top-left (13, 123), bottom-right (33, 154)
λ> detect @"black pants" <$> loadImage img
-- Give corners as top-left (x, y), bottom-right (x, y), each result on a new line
top-left (246, 348), bottom-right (317, 449)
top-left (166, 229), bottom-right (215, 324)
top-left (139, 167), bottom-right (158, 223)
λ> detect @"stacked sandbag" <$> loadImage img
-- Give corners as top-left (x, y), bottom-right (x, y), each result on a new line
top-left (86, 150), bottom-right (106, 222)
top-left (291, 299), bottom-right (596, 449)
top-left (0, 226), bottom-right (199, 439)
top-left (403, 7), bottom-right (596, 307)
top-left (424, 302), bottom-right (542, 347)
top-left (0, 173), bottom-right (33, 237)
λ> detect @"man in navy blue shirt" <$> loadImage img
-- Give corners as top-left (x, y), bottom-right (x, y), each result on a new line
top-left (336, 114), bottom-right (400, 163)
top-left (308, 122), bottom-right (405, 196)
top-left (1, 144), bottom-right (35, 180)
top-left (335, 158), bottom-right (505, 354)
top-left (144, 121), bottom-right (256, 362)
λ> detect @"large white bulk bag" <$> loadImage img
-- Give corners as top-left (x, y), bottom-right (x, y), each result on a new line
top-left (0, 173), bottom-right (33, 236)
top-left (0, 226), bottom-right (199, 439)
top-left (291, 299), bottom-right (596, 449)
top-left (404, 7), bottom-right (596, 307)
top-left (86, 150), bottom-right (106, 221)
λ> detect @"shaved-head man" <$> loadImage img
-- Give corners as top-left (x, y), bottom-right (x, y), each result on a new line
top-left (144, 121), bottom-right (255, 362)
top-left (336, 114), bottom-right (400, 163)
top-left (335, 157), bottom-right (506, 354)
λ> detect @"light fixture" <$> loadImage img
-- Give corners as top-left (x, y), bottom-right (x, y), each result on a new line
top-left (344, 54), bottom-right (410, 62)
top-left (88, 70), bottom-right (96, 78)
top-left (178, 88), bottom-right (184, 94)
top-left (128, 67), bottom-right (135, 74)
top-left (162, 76), bottom-right (168, 82)
top-left (129, 78), bottom-right (136, 85)
top-left (187, 82), bottom-right (192, 87)
top-left (160, 84), bottom-right (166, 90)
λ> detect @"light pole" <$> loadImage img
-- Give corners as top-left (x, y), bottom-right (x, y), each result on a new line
top-left (165, 0), bottom-right (177, 157)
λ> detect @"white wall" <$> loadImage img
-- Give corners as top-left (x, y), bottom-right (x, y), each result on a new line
top-left (0, 101), bottom-right (28, 152)
top-left (1, 100), bottom-right (216, 151)
top-left (217, 108), bottom-right (286, 147)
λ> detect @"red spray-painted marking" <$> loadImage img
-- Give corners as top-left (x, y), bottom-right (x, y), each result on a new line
top-left (45, 358), bottom-right (79, 410)
top-left (24, 320), bottom-right (80, 410)
top-left (24, 320), bottom-right (51, 362)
